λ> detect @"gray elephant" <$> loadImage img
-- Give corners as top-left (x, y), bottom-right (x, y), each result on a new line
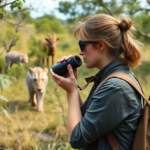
top-left (5, 51), bottom-right (28, 69)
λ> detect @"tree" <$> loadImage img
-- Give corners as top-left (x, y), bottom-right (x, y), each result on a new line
top-left (34, 14), bottom-right (63, 33)
top-left (27, 36), bottom-right (48, 66)
top-left (0, 0), bottom-right (32, 115)
top-left (57, 0), bottom-right (150, 38)
top-left (0, 0), bottom-right (34, 55)
top-left (0, 0), bottom-right (27, 21)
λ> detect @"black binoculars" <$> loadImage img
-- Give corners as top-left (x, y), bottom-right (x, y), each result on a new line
top-left (51, 55), bottom-right (82, 76)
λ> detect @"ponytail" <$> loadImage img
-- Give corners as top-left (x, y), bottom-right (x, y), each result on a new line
top-left (119, 17), bottom-right (142, 68)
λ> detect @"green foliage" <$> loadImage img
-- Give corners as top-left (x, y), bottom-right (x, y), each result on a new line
top-left (0, 74), bottom-right (11, 115)
top-left (64, 143), bottom-right (75, 150)
top-left (0, 14), bottom-right (150, 149)
top-left (133, 61), bottom-right (150, 82)
top-left (11, 11), bottom-right (34, 23)
top-left (0, 95), bottom-right (8, 102)
top-left (0, 26), bottom-right (22, 50)
top-left (58, 0), bottom-right (150, 40)
top-left (34, 15), bottom-right (63, 33)
top-left (0, 74), bottom-right (11, 90)
top-left (2, 27), bottom-right (19, 40)
top-left (132, 12), bottom-right (150, 43)
top-left (6, 65), bottom-right (25, 79)
top-left (10, 0), bottom-right (26, 11)
top-left (58, 1), bottom-right (72, 14)
top-left (57, 42), bottom-right (70, 50)
top-left (27, 36), bottom-right (48, 66)
top-left (44, 143), bottom-right (75, 150)
top-left (0, 57), bottom-right (6, 73)
top-left (1, 108), bottom-right (8, 116)
top-left (22, 11), bottom-right (34, 23)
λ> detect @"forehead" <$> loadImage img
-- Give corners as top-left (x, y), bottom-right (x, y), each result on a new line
top-left (31, 71), bottom-right (46, 79)
top-left (49, 37), bottom-right (57, 41)
top-left (22, 55), bottom-right (27, 58)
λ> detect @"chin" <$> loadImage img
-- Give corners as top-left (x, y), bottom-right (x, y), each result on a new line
top-left (85, 63), bottom-right (94, 69)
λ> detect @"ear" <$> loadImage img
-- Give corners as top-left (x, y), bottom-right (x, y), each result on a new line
top-left (48, 34), bottom-right (51, 40)
top-left (29, 68), bottom-right (35, 74)
top-left (57, 38), bottom-right (59, 41)
top-left (45, 38), bottom-right (49, 41)
top-left (99, 42), bottom-right (105, 52)
top-left (43, 68), bottom-right (48, 74)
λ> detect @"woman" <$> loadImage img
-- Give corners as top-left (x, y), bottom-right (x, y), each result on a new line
top-left (50, 14), bottom-right (143, 150)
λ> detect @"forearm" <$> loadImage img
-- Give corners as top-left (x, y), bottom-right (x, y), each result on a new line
top-left (67, 89), bottom-right (82, 140)
top-left (78, 92), bottom-right (84, 108)
top-left (67, 91), bottom-right (84, 108)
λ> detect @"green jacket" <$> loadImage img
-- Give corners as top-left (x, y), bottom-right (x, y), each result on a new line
top-left (69, 60), bottom-right (143, 150)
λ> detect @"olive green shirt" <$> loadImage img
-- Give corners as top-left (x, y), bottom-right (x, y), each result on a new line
top-left (69, 60), bottom-right (143, 150)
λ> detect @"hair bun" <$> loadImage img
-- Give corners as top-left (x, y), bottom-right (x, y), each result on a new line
top-left (120, 17), bottom-right (132, 31)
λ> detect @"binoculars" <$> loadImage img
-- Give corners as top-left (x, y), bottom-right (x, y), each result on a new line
top-left (51, 55), bottom-right (82, 76)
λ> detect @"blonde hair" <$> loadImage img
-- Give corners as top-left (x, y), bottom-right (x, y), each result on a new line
top-left (74, 14), bottom-right (143, 69)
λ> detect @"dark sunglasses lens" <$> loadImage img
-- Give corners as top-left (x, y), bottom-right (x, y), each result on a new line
top-left (79, 42), bottom-right (84, 52)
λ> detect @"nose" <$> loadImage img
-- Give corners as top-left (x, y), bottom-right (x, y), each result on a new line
top-left (79, 50), bottom-right (84, 55)
top-left (37, 88), bottom-right (42, 92)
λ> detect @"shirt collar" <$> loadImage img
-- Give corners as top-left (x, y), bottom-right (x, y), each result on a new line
top-left (95, 60), bottom-right (128, 83)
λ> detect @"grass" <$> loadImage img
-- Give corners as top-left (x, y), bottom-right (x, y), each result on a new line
top-left (0, 22), bottom-right (150, 149)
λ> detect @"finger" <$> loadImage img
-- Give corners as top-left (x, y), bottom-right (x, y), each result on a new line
top-left (67, 64), bottom-right (74, 78)
top-left (63, 72), bottom-right (70, 78)
top-left (64, 55), bottom-right (72, 60)
top-left (57, 56), bottom-right (66, 63)
top-left (57, 55), bottom-right (72, 63)
top-left (50, 69), bottom-right (63, 81)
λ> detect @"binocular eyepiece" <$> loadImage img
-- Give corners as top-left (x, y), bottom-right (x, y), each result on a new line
top-left (51, 55), bottom-right (82, 76)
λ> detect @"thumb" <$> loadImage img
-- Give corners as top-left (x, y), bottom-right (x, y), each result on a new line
top-left (67, 64), bottom-right (74, 78)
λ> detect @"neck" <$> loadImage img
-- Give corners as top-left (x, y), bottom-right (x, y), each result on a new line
top-left (97, 56), bottom-right (116, 70)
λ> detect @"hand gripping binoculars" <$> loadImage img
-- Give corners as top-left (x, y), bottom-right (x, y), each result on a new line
top-left (51, 55), bottom-right (82, 76)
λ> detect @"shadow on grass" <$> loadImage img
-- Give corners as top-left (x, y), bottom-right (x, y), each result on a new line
top-left (1, 100), bottom-right (38, 113)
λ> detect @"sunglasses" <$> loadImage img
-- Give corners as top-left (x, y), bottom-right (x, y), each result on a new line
top-left (78, 41), bottom-right (98, 52)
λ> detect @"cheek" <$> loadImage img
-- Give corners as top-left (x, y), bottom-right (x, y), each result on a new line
top-left (85, 46), bottom-right (93, 55)
top-left (30, 79), bottom-right (34, 85)
top-left (85, 45), bottom-right (96, 57)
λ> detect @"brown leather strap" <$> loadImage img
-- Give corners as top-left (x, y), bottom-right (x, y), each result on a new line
top-left (94, 72), bottom-right (150, 105)
top-left (106, 133), bottom-right (120, 150)
top-left (78, 76), bottom-right (99, 90)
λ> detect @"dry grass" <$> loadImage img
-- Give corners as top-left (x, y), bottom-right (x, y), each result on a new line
top-left (0, 22), bottom-right (150, 149)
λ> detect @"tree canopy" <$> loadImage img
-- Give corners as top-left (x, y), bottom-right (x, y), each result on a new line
top-left (34, 14), bottom-right (63, 33)
top-left (57, 0), bottom-right (150, 39)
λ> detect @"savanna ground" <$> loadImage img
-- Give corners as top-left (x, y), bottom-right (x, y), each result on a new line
top-left (0, 22), bottom-right (150, 150)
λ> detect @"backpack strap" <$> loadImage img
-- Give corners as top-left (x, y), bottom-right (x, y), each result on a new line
top-left (94, 72), bottom-right (150, 105)
top-left (93, 72), bottom-right (150, 150)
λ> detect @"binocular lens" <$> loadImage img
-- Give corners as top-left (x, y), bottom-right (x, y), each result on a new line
top-left (51, 55), bottom-right (82, 76)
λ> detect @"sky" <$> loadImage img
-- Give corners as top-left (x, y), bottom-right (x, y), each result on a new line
top-left (24, 0), bottom-right (73, 19)
top-left (24, 0), bottom-right (149, 19)
top-left (5, 0), bottom-right (150, 20)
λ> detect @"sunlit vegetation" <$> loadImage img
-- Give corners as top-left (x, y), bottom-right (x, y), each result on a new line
top-left (0, 5), bottom-right (150, 149)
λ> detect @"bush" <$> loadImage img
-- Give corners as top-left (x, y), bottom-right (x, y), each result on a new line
top-left (57, 42), bottom-right (70, 50)
top-left (0, 57), bottom-right (6, 73)
top-left (34, 15), bottom-right (63, 33)
top-left (6, 65), bottom-right (26, 79)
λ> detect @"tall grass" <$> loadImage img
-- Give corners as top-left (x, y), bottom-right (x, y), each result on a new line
top-left (0, 23), bottom-right (150, 149)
